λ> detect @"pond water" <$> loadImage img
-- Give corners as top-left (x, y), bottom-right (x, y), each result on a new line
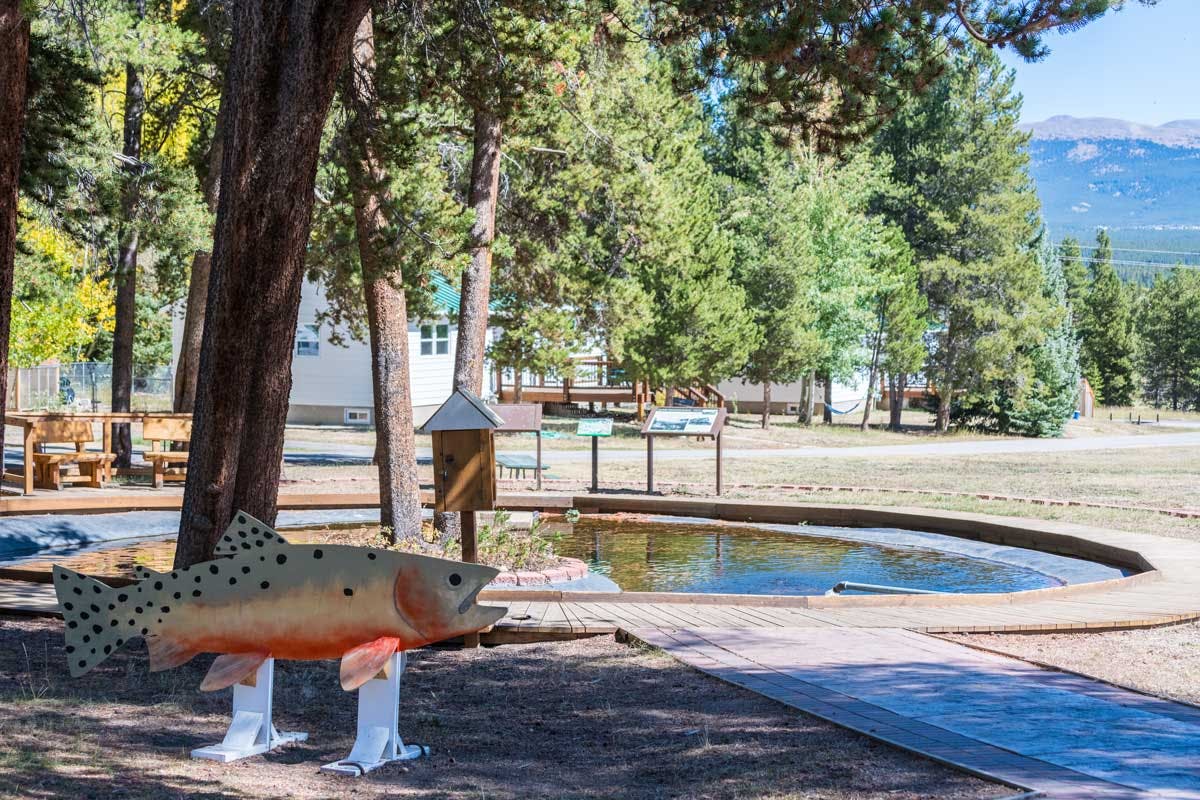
top-left (552, 517), bottom-right (1123, 596)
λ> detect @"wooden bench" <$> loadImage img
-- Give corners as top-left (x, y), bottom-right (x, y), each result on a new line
top-left (31, 420), bottom-right (115, 490)
top-left (143, 416), bottom-right (192, 488)
top-left (495, 454), bottom-right (548, 480)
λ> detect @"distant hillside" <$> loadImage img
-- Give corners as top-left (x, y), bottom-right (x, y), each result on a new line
top-left (1021, 116), bottom-right (1200, 284)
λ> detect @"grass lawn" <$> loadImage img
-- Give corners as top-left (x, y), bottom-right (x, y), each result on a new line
top-left (0, 618), bottom-right (1001, 800)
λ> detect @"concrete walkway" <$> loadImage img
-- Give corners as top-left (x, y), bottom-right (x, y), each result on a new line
top-left (633, 627), bottom-right (1200, 799)
top-left (277, 430), bottom-right (1200, 466)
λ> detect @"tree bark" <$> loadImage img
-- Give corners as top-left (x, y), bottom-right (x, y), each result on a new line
top-left (888, 373), bottom-right (905, 431)
top-left (803, 370), bottom-right (815, 426)
top-left (112, 30), bottom-right (146, 469)
top-left (861, 314), bottom-right (885, 432)
top-left (174, 105), bottom-right (225, 413)
top-left (760, 382), bottom-right (771, 429)
top-left (174, 0), bottom-right (371, 568)
top-left (439, 108), bottom-right (501, 544)
top-left (936, 383), bottom-right (953, 433)
top-left (0, 1), bottom-right (29, 461)
top-left (453, 108), bottom-right (502, 394)
top-left (822, 373), bottom-right (833, 424)
top-left (344, 11), bottom-right (422, 543)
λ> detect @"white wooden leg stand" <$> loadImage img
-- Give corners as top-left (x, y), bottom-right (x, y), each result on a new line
top-left (321, 651), bottom-right (429, 776)
top-left (191, 658), bottom-right (307, 762)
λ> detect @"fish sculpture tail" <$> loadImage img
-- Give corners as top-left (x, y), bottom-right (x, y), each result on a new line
top-left (53, 566), bottom-right (142, 677)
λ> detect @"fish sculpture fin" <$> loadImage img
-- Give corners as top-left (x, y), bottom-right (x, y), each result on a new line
top-left (132, 565), bottom-right (168, 581)
top-left (146, 634), bottom-right (199, 672)
top-left (213, 510), bottom-right (290, 557)
top-left (200, 652), bottom-right (270, 692)
top-left (53, 565), bottom-right (134, 677)
top-left (339, 636), bottom-right (401, 691)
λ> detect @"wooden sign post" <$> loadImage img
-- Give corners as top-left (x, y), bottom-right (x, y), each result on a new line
top-left (641, 406), bottom-right (727, 496)
top-left (576, 418), bottom-right (613, 492)
top-left (421, 388), bottom-right (503, 563)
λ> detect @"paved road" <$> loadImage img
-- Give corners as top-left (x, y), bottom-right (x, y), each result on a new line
top-left (279, 430), bottom-right (1200, 466)
top-left (638, 627), bottom-right (1200, 799)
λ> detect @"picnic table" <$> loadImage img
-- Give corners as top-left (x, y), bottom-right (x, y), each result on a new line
top-left (3, 412), bottom-right (192, 495)
top-left (495, 454), bottom-right (549, 480)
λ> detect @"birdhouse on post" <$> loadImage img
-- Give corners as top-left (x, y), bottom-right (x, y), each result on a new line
top-left (420, 388), bottom-right (503, 563)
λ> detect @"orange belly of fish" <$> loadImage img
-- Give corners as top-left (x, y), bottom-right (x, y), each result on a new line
top-left (180, 628), bottom-right (428, 660)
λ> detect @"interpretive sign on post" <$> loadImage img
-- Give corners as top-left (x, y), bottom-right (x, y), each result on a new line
top-left (577, 418), bottom-right (613, 492)
top-left (641, 406), bottom-right (727, 495)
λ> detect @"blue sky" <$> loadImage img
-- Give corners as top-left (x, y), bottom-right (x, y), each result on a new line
top-left (998, 0), bottom-right (1198, 125)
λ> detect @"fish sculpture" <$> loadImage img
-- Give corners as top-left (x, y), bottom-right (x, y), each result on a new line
top-left (54, 511), bottom-right (506, 692)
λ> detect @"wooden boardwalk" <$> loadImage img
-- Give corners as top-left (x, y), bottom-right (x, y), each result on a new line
top-left (631, 627), bottom-right (1200, 799)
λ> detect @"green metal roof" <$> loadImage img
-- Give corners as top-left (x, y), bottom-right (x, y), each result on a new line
top-left (431, 272), bottom-right (461, 315)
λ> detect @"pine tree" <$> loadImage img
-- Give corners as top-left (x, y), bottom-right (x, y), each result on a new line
top-left (1078, 230), bottom-right (1137, 406)
top-left (872, 44), bottom-right (1047, 432)
top-left (1137, 268), bottom-right (1200, 410)
top-left (1058, 236), bottom-right (1087, 312)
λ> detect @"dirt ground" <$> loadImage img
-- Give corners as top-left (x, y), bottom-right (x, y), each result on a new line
top-left (946, 622), bottom-right (1200, 705)
top-left (0, 617), bottom-right (1004, 800)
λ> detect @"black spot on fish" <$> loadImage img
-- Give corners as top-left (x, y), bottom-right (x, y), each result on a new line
top-left (238, 531), bottom-right (247, 539)
top-left (154, 582), bottom-right (163, 590)
top-left (117, 594), bottom-right (128, 602)
top-left (313, 549), bottom-right (323, 559)
top-left (193, 590), bottom-right (202, 597)
top-left (67, 621), bottom-right (77, 629)
top-left (260, 581), bottom-right (270, 590)
top-left (58, 573), bottom-right (68, 582)
top-left (241, 566), bottom-right (250, 574)
top-left (141, 627), bottom-right (148, 635)
top-left (344, 588), bottom-right (354, 597)
top-left (128, 619), bottom-right (135, 626)
top-left (104, 645), bottom-right (111, 654)
top-left (78, 660), bottom-right (86, 668)
top-left (66, 645), bottom-right (75, 653)
top-left (63, 602), bottom-right (73, 611)
top-left (241, 543), bottom-right (251, 550)
top-left (255, 540), bottom-right (264, 548)
top-left (171, 572), bottom-right (178, 579)
top-left (90, 604), bottom-right (99, 613)
top-left (173, 592), bottom-right (181, 600)
top-left (80, 612), bottom-right (89, 620)
top-left (195, 576), bottom-right (202, 583)
top-left (135, 607), bottom-right (143, 614)
top-left (92, 624), bottom-right (102, 634)
top-left (276, 554), bottom-right (287, 565)
top-left (82, 635), bottom-right (90, 643)
top-left (108, 604), bottom-right (115, 611)
top-left (93, 586), bottom-right (101, 594)
top-left (73, 587), bottom-right (82, 595)
top-left (228, 577), bottom-right (237, 585)
top-left (367, 553), bottom-right (376, 560)
top-left (116, 639), bottom-right (123, 646)
top-left (238, 515), bottom-right (246, 524)
top-left (110, 620), bottom-right (118, 627)
top-left (160, 606), bottom-right (170, 614)
top-left (209, 565), bottom-right (219, 575)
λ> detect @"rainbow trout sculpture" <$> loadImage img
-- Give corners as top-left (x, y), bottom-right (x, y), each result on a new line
top-left (54, 512), bottom-right (506, 691)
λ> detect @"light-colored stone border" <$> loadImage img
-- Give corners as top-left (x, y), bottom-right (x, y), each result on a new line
top-left (490, 557), bottom-right (589, 586)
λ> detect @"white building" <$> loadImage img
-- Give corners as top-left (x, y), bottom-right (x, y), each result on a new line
top-left (172, 275), bottom-right (488, 427)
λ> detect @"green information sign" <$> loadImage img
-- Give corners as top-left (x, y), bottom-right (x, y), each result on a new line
top-left (577, 418), bottom-right (613, 437)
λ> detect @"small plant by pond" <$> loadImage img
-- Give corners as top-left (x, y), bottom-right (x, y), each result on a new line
top-left (372, 511), bottom-right (564, 573)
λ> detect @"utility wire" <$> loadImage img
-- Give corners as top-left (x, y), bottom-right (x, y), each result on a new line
top-left (1058, 255), bottom-right (1200, 270)
top-left (1055, 244), bottom-right (1200, 258)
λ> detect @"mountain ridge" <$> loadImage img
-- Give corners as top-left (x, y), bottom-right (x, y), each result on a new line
top-left (1022, 116), bottom-right (1200, 148)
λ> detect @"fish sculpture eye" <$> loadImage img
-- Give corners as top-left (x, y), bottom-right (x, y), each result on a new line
top-left (448, 573), bottom-right (462, 587)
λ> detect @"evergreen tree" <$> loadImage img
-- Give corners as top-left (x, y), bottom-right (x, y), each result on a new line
top-left (1079, 230), bottom-right (1137, 406)
top-left (1058, 236), bottom-right (1087, 312)
top-left (872, 44), bottom-right (1047, 432)
top-left (1137, 268), bottom-right (1200, 410)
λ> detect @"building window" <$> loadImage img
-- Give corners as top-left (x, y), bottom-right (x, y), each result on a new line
top-left (420, 323), bottom-right (450, 356)
top-left (296, 324), bottom-right (320, 357)
top-left (344, 408), bottom-right (371, 425)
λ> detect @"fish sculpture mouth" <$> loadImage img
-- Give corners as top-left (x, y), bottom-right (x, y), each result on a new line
top-left (460, 574), bottom-right (507, 631)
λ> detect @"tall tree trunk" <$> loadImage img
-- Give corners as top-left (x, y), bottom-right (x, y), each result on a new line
top-left (112, 35), bottom-right (146, 469)
top-left (936, 383), bottom-right (953, 433)
top-left (888, 373), bottom-right (905, 431)
top-left (453, 109), bottom-right (502, 394)
top-left (860, 315), bottom-right (884, 432)
top-left (0, 1), bottom-right (29, 462)
top-left (822, 373), bottom-right (833, 424)
top-left (344, 11), bottom-right (421, 543)
top-left (513, 370), bottom-right (523, 403)
top-left (174, 0), bottom-right (371, 568)
top-left (440, 108), bottom-right (501, 542)
top-left (802, 370), bottom-right (815, 426)
top-left (760, 382), bottom-right (771, 429)
top-left (174, 105), bottom-right (225, 413)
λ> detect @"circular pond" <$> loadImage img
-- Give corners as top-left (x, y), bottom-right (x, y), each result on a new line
top-left (552, 516), bottom-right (1125, 596)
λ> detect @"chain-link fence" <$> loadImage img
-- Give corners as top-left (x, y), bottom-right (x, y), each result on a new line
top-left (5, 363), bottom-right (175, 412)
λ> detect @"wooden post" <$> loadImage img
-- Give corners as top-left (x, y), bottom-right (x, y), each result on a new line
top-left (590, 435), bottom-right (599, 493)
top-left (715, 428), bottom-right (723, 496)
top-left (646, 434), bottom-right (654, 494)
top-left (461, 510), bottom-right (477, 564)
top-left (535, 430), bottom-right (542, 491)
top-left (22, 419), bottom-right (34, 495)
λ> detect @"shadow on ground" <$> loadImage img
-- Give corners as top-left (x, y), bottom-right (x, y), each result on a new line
top-left (0, 617), bottom-right (1000, 800)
